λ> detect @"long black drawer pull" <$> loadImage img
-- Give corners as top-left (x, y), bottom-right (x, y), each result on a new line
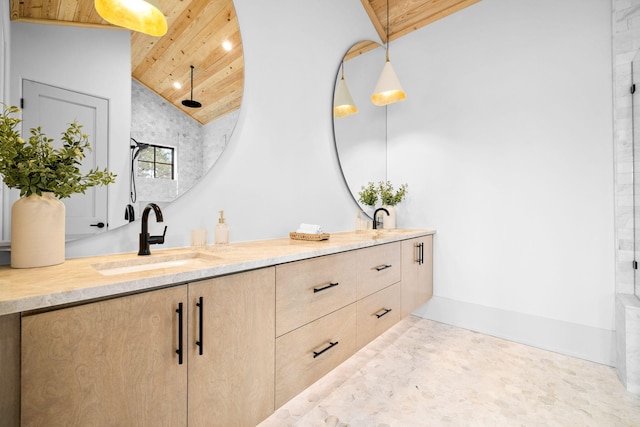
top-left (313, 282), bottom-right (339, 293)
top-left (375, 308), bottom-right (392, 319)
top-left (313, 341), bottom-right (339, 359)
top-left (196, 296), bottom-right (204, 356)
top-left (375, 264), bottom-right (392, 271)
top-left (176, 302), bottom-right (184, 365)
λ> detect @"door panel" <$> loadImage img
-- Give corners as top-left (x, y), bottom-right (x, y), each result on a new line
top-left (22, 286), bottom-right (188, 426)
top-left (188, 268), bottom-right (276, 427)
top-left (21, 79), bottom-right (109, 239)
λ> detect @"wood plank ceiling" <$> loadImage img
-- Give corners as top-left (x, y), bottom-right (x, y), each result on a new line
top-left (10, 0), bottom-right (480, 125)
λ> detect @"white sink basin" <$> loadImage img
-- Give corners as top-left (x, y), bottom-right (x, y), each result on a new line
top-left (92, 251), bottom-right (219, 276)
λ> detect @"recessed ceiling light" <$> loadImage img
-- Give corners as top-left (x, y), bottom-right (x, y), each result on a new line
top-left (173, 82), bottom-right (182, 89)
top-left (222, 40), bottom-right (232, 51)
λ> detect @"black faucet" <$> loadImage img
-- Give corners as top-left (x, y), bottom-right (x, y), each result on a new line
top-left (138, 203), bottom-right (167, 256)
top-left (373, 207), bottom-right (390, 230)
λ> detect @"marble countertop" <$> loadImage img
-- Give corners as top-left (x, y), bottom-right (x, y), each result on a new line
top-left (0, 229), bottom-right (434, 316)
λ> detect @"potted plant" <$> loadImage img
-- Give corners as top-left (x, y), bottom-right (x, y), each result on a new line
top-left (378, 180), bottom-right (408, 229)
top-left (358, 181), bottom-right (378, 208)
top-left (0, 104), bottom-right (116, 268)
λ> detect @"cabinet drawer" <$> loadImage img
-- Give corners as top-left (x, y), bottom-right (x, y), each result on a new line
top-left (356, 242), bottom-right (401, 299)
top-left (275, 303), bottom-right (356, 408)
top-left (356, 282), bottom-right (401, 350)
top-left (276, 251), bottom-right (357, 336)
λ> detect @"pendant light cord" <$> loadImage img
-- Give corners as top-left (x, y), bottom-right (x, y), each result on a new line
top-left (190, 65), bottom-right (195, 100)
top-left (386, 0), bottom-right (390, 60)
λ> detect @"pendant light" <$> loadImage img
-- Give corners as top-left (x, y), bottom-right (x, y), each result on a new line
top-left (371, 0), bottom-right (406, 106)
top-left (334, 61), bottom-right (358, 118)
top-left (95, 0), bottom-right (167, 37)
top-left (182, 65), bottom-right (202, 109)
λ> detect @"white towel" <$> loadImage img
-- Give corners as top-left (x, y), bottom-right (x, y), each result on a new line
top-left (297, 223), bottom-right (323, 234)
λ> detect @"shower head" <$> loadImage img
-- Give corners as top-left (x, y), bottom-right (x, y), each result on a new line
top-left (131, 138), bottom-right (150, 150)
top-left (131, 138), bottom-right (150, 159)
top-left (182, 65), bottom-right (202, 109)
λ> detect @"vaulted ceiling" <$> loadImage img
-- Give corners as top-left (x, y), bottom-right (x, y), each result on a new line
top-left (10, 0), bottom-right (480, 125)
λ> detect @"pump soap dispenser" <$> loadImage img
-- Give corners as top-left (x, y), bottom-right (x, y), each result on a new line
top-left (215, 210), bottom-right (230, 245)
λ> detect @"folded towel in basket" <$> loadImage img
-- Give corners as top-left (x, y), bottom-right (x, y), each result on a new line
top-left (296, 223), bottom-right (323, 234)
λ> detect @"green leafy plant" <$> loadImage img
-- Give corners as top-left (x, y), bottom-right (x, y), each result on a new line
top-left (0, 104), bottom-right (116, 198)
top-left (378, 180), bottom-right (408, 206)
top-left (358, 181), bottom-right (378, 207)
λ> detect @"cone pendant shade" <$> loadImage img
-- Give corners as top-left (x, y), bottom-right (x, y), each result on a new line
top-left (334, 76), bottom-right (358, 118)
top-left (95, 0), bottom-right (167, 37)
top-left (371, 59), bottom-right (406, 106)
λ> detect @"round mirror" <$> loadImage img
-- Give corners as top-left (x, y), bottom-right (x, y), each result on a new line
top-left (333, 41), bottom-right (386, 215)
top-left (4, 0), bottom-right (243, 242)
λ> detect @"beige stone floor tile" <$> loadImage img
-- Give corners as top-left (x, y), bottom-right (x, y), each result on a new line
top-left (260, 317), bottom-right (640, 427)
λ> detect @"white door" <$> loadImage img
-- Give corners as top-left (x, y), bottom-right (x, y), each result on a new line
top-left (21, 80), bottom-right (110, 240)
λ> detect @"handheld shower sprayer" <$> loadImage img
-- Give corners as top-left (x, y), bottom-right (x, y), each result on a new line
top-left (129, 137), bottom-right (151, 204)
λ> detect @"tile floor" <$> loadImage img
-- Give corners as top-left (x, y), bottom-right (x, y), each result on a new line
top-left (259, 317), bottom-right (640, 426)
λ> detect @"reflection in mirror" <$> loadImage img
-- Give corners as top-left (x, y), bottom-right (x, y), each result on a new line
top-left (130, 79), bottom-right (240, 212)
top-left (333, 41), bottom-right (387, 215)
top-left (3, 0), bottom-right (244, 241)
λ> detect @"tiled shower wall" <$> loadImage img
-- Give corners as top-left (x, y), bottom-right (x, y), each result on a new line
top-left (130, 79), bottom-right (238, 212)
top-left (613, 0), bottom-right (640, 394)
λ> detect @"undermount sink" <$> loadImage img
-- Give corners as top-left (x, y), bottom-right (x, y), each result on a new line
top-left (91, 251), bottom-right (219, 276)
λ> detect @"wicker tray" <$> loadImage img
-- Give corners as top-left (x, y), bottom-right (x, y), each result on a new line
top-left (289, 232), bottom-right (330, 241)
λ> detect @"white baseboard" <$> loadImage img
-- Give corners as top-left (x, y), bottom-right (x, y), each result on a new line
top-left (413, 296), bottom-right (616, 367)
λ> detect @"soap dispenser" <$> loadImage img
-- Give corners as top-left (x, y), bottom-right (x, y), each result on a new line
top-left (355, 211), bottom-right (364, 233)
top-left (215, 210), bottom-right (230, 245)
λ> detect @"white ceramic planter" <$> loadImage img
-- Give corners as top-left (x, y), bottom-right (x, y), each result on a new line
top-left (382, 205), bottom-right (397, 229)
top-left (11, 193), bottom-right (65, 268)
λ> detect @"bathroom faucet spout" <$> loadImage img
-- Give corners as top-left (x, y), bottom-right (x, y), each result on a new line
top-left (138, 203), bottom-right (167, 255)
top-left (373, 207), bottom-right (390, 230)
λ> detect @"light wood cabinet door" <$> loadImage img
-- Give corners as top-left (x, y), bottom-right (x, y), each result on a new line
top-left (0, 314), bottom-right (20, 427)
top-left (357, 242), bottom-right (401, 299)
top-left (401, 236), bottom-right (433, 317)
top-left (188, 267), bottom-right (276, 427)
top-left (356, 282), bottom-right (401, 350)
top-left (276, 251), bottom-right (357, 336)
top-left (275, 303), bottom-right (356, 408)
top-left (21, 286), bottom-right (188, 427)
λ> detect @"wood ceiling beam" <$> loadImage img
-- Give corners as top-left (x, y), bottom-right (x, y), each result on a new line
top-left (361, 0), bottom-right (387, 44)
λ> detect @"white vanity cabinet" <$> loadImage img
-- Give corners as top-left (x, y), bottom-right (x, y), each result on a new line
top-left (21, 267), bottom-right (275, 427)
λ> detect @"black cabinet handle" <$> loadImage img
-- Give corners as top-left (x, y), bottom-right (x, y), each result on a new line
top-left (375, 308), bottom-right (392, 319)
top-left (176, 302), bottom-right (184, 365)
top-left (313, 282), bottom-right (339, 293)
top-left (196, 296), bottom-right (204, 356)
top-left (375, 264), bottom-right (392, 271)
top-left (419, 242), bottom-right (424, 265)
top-left (90, 222), bottom-right (105, 228)
top-left (313, 341), bottom-right (339, 359)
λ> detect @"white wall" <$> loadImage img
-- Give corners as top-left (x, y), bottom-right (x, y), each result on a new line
top-left (389, 0), bottom-right (615, 361)
top-left (65, 0), bottom-right (377, 254)
top-left (8, 23), bottom-right (132, 231)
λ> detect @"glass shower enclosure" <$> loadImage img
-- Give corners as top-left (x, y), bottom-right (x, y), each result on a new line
top-left (631, 50), bottom-right (640, 298)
